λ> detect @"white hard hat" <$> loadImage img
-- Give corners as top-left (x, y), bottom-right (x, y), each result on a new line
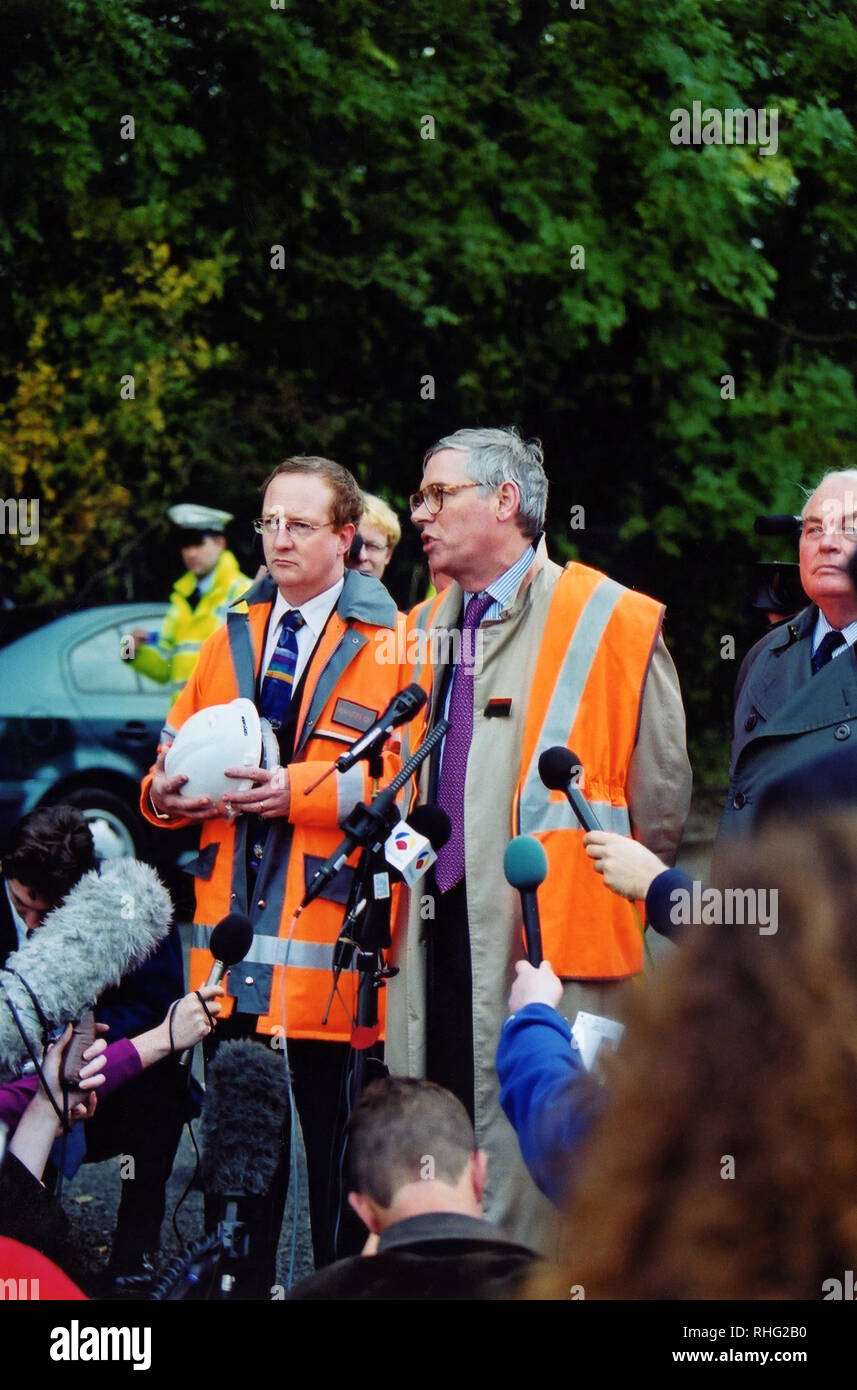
top-left (164, 699), bottom-right (280, 802)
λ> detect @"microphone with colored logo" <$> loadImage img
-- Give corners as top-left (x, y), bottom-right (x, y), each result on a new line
top-left (503, 835), bottom-right (548, 967)
top-left (384, 806), bottom-right (452, 886)
top-left (538, 746), bottom-right (603, 832)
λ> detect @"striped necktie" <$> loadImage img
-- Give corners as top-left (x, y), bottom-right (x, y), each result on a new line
top-left (260, 610), bottom-right (305, 730)
top-left (434, 591), bottom-right (493, 893)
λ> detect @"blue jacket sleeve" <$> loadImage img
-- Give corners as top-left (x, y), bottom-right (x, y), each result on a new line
top-left (645, 867), bottom-right (695, 940)
top-left (496, 1003), bottom-right (603, 1205)
top-left (94, 922), bottom-right (185, 1042)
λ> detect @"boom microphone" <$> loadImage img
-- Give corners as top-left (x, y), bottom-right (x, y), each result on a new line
top-left (0, 859), bottom-right (172, 1078)
top-left (334, 684), bottom-right (428, 774)
top-left (538, 747), bottom-right (603, 832)
top-left (178, 912), bottom-right (253, 1067)
top-left (503, 835), bottom-right (547, 966)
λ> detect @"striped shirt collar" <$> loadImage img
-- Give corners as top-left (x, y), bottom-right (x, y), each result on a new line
top-left (463, 541), bottom-right (537, 623)
top-left (812, 609), bottom-right (857, 657)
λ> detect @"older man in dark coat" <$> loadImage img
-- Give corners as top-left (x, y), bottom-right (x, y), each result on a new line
top-left (718, 471), bottom-right (857, 843)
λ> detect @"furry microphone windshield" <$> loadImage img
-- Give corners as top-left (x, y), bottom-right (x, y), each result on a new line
top-left (0, 857), bottom-right (173, 1077)
top-left (199, 1040), bottom-right (289, 1199)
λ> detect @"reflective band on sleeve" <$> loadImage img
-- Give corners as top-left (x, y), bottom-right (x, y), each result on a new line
top-left (336, 762), bottom-right (366, 824)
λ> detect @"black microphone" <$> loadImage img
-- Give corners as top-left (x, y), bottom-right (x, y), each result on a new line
top-left (503, 835), bottom-right (547, 966)
top-left (179, 912), bottom-right (254, 1067)
top-left (301, 719), bottom-right (450, 909)
top-left (407, 804), bottom-right (452, 851)
top-left (0, 858), bottom-right (172, 1078)
top-left (538, 746), bottom-right (603, 832)
top-left (198, 1039), bottom-right (291, 1299)
top-left (334, 684), bottom-right (428, 774)
top-left (754, 513), bottom-right (801, 537)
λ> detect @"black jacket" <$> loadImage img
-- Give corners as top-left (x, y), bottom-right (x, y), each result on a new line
top-left (286, 1212), bottom-right (538, 1301)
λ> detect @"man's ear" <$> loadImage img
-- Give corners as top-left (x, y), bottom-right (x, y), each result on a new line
top-left (471, 1149), bottom-right (488, 1205)
top-left (348, 1190), bottom-right (382, 1234)
top-left (495, 480), bottom-right (521, 523)
top-left (336, 523), bottom-right (357, 557)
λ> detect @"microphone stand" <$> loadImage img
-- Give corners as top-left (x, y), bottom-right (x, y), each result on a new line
top-left (324, 748), bottom-right (398, 1099)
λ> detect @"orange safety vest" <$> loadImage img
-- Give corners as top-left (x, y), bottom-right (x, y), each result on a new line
top-left (398, 562), bottom-right (664, 978)
top-left (141, 574), bottom-right (401, 1041)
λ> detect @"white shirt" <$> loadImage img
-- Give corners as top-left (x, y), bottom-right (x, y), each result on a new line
top-left (261, 576), bottom-right (345, 687)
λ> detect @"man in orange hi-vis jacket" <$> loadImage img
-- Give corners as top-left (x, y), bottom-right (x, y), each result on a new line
top-left (387, 426), bottom-right (692, 1257)
top-left (141, 456), bottom-right (401, 1286)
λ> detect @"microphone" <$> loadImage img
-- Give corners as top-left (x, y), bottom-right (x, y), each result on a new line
top-left (503, 835), bottom-right (547, 966)
top-left (178, 912), bottom-right (253, 1067)
top-left (384, 805), bottom-right (452, 887)
top-left (334, 684), bottom-right (428, 774)
top-left (538, 746), bottom-right (603, 832)
top-left (301, 719), bottom-right (450, 909)
top-left (199, 1040), bottom-right (289, 1199)
top-left (754, 513), bottom-right (801, 537)
top-left (197, 1040), bottom-right (291, 1299)
top-left (0, 858), bottom-right (172, 1078)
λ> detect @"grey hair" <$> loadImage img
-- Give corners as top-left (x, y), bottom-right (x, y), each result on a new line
top-left (424, 426), bottom-right (548, 539)
top-left (801, 469), bottom-right (857, 514)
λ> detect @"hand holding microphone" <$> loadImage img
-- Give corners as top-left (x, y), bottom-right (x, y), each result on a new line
top-left (583, 831), bottom-right (667, 901)
top-left (178, 913), bottom-right (253, 1067)
top-left (508, 960), bottom-right (563, 1014)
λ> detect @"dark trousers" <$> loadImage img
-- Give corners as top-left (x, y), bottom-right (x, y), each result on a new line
top-left (84, 1056), bottom-right (187, 1269)
top-left (425, 875), bottom-right (476, 1122)
top-left (204, 1017), bottom-right (375, 1296)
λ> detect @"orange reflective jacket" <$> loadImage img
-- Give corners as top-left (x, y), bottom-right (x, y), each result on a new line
top-left (397, 562), bottom-right (664, 978)
top-left (141, 572), bottom-right (401, 1041)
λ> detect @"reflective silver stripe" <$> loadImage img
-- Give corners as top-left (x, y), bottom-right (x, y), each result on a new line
top-left (523, 799), bottom-right (631, 835)
top-left (519, 576), bottom-right (626, 831)
top-left (336, 762), bottom-right (366, 823)
top-left (409, 605), bottom-right (433, 691)
top-left (191, 924), bottom-right (349, 972)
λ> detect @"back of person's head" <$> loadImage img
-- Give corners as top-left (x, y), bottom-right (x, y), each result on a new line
top-left (529, 812), bottom-right (857, 1300)
top-left (347, 1076), bottom-right (476, 1209)
top-left (3, 806), bottom-right (96, 907)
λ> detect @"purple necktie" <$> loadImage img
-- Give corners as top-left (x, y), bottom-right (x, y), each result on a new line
top-left (435, 591), bottom-right (493, 893)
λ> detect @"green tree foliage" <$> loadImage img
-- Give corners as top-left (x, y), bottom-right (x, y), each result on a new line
top-left (1, 0), bottom-right (855, 777)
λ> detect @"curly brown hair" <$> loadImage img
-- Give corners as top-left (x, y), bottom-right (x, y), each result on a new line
top-left (528, 813), bottom-right (857, 1300)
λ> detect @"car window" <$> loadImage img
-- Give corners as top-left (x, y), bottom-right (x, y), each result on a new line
top-left (70, 624), bottom-right (142, 693)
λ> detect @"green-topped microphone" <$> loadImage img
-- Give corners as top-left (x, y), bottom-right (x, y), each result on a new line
top-left (503, 835), bottom-right (548, 966)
